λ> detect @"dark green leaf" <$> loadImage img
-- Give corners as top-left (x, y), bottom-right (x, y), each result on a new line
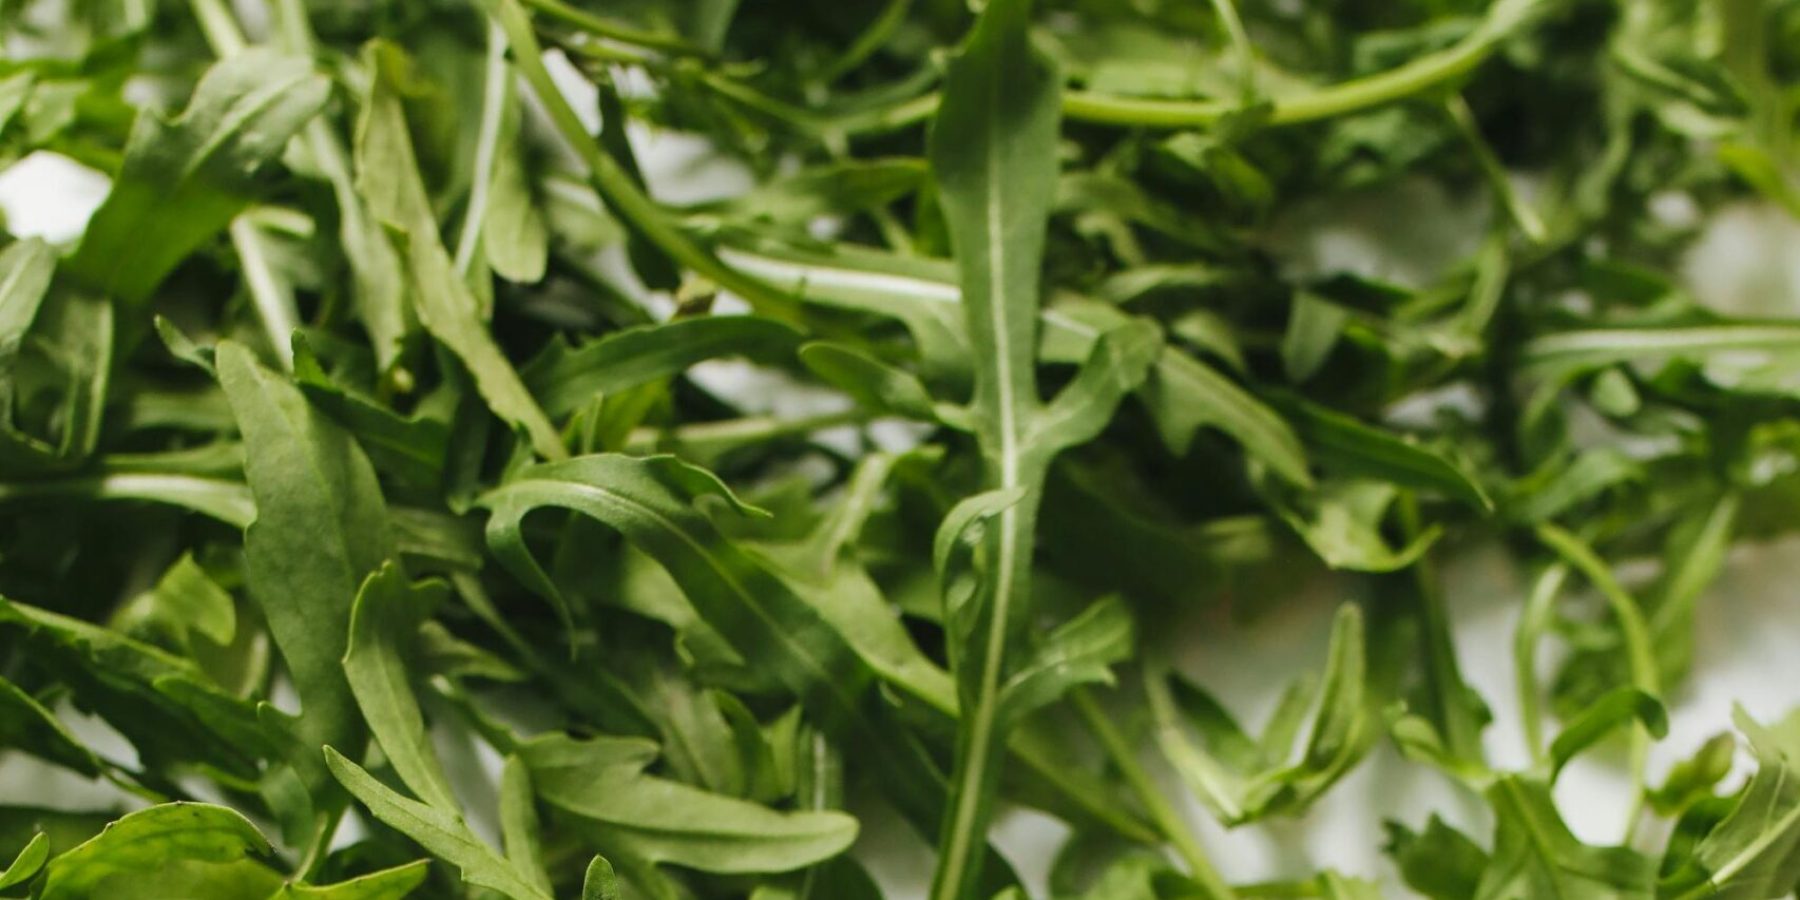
top-left (68, 51), bottom-right (329, 306)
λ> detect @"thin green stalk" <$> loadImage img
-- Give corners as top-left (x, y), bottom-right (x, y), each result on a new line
top-left (689, 0), bottom-right (1537, 141)
top-left (188, 0), bottom-right (245, 56)
top-left (229, 217), bottom-right (299, 370)
top-left (188, 2), bottom-right (299, 370)
top-left (935, 483), bottom-right (1045, 900)
top-left (1444, 94), bottom-right (1547, 243)
top-left (486, 0), bottom-right (804, 323)
top-left (1207, 0), bottom-right (1256, 99)
top-left (519, 0), bottom-right (711, 57)
top-left (1063, 2), bottom-right (1530, 128)
top-left (1535, 524), bottom-right (1660, 839)
top-left (1398, 495), bottom-right (1483, 763)
top-left (625, 0), bottom-right (1540, 139)
top-left (453, 22), bottom-right (512, 278)
top-left (1514, 562), bottom-right (1568, 767)
top-left (1072, 688), bottom-right (1235, 897)
top-left (272, 0), bottom-right (416, 393)
top-left (817, 0), bottom-right (914, 85)
top-left (624, 409), bottom-right (868, 452)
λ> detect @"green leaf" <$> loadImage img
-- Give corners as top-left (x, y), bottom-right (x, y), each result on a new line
top-left (995, 596), bottom-right (1134, 728)
top-left (0, 289), bottom-right (113, 470)
top-left (582, 856), bottom-right (620, 900)
top-left (1270, 393), bottom-right (1490, 511)
top-left (1547, 687), bottom-right (1668, 782)
top-left (0, 832), bottom-right (48, 891)
top-left (798, 341), bottom-right (942, 421)
top-left (1265, 480), bottom-right (1440, 572)
top-left (1660, 708), bottom-right (1800, 900)
top-left (220, 339), bottom-right (394, 792)
top-left (1522, 323), bottom-right (1800, 374)
top-left (39, 803), bottom-right (277, 900)
top-left (356, 42), bottom-right (564, 462)
top-left (269, 861), bottom-right (430, 899)
top-left (324, 747), bottom-right (553, 900)
top-left (1648, 733), bottom-right (1738, 817)
top-left (478, 454), bottom-right (953, 835)
top-left (1474, 776), bottom-right (1653, 899)
top-left (343, 562), bottom-right (458, 813)
top-left (499, 757), bottom-right (554, 895)
top-left (0, 595), bottom-right (275, 779)
top-left (0, 674), bottom-right (104, 778)
top-left (137, 551), bottom-right (237, 648)
top-left (291, 336), bottom-right (449, 490)
top-left (1385, 815), bottom-right (1489, 900)
top-left (1145, 604), bottom-right (1374, 825)
top-left (1503, 449), bottom-right (1641, 525)
top-left (0, 472), bottom-right (255, 528)
top-left (1282, 292), bottom-right (1349, 382)
top-left (1030, 319), bottom-right (1161, 449)
top-left (0, 238), bottom-right (57, 424)
top-left (519, 732), bottom-right (858, 873)
top-left (926, 0), bottom-right (1070, 888)
top-left (456, 23), bottom-right (547, 285)
top-left (723, 245), bottom-right (1311, 483)
top-left (68, 51), bottom-right (329, 306)
top-left (523, 316), bottom-right (803, 418)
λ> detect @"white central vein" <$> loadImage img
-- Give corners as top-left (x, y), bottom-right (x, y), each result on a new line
top-left (941, 61), bottom-right (1024, 893)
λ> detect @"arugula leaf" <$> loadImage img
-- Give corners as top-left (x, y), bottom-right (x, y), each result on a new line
top-left (1385, 815), bottom-right (1490, 900)
top-left (0, 595), bottom-right (276, 781)
top-left (356, 42), bottom-right (565, 462)
top-left (0, 239), bottom-right (56, 425)
top-left (324, 747), bottom-right (553, 900)
top-left (519, 732), bottom-right (858, 873)
top-left (1547, 687), bottom-right (1668, 782)
top-left (269, 861), bottom-right (429, 899)
top-left (478, 454), bottom-right (962, 833)
top-left (343, 563), bottom-right (458, 813)
top-left (926, 1), bottom-right (1157, 890)
top-left (522, 315), bottom-right (803, 418)
top-left (1146, 604), bottom-right (1374, 825)
top-left (5, 0), bottom-right (1800, 894)
top-left (67, 51), bottom-right (328, 307)
top-left (0, 832), bottom-right (48, 892)
top-left (1660, 708), bottom-right (1800, 900)
top-left (220, 339), bottom-right (393, 803)
top-left (38, 803), bottom-right (279, 900)
top-left (1475, 776), bottom-right (1654, 899)
top-left (0, 674), bottom-right (104, 779)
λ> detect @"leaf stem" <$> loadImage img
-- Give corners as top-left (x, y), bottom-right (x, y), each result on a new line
top-left (1397, 495), bottom-right (1483, 763)
top-left (817, 0), bottom-right (914, 85)
top-left (1072, 687), bottom-right (1235, 897)
top-left (189, 0), bottom-right (303, 370)
top-left (1444, 94), bottom-right (1547, 243)
top-left (1206, 0), bottom-right (1256, 100)
top-left (1514, 562), bottom-right (1568, 767)
top-left (935, 485), bottom-right (1043, 900)
top-left (1535, 524), bottom-right (1660, 838)
top-left (453, 22), bottom-right (512, 278)
top-left (518, 0), bottom-right (711, 57)
top-left (485, 0), bottom-right (804, 322)
top-left (1063, 5), bottom-right (1523, 128)
top-left (187, 0), bottom-right (246, 56)
top-left (228, 217), bottom-right (300, 371)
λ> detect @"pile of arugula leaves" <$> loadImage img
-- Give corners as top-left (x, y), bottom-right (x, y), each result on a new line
top-left (0, 0), bottom-right (1797, 895)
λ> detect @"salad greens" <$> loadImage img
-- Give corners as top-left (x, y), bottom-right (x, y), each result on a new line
top-left (0, 0), bottom-right (1797, 896)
